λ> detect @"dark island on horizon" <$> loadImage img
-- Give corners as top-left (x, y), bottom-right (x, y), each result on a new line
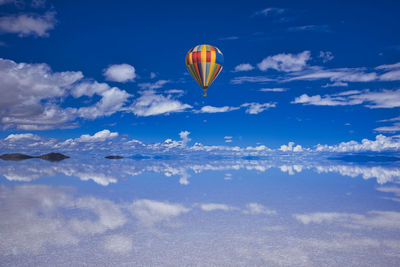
top-left (105, 155), bottom-right (124, 159)
top-left (0, 153), bottom-right (70, 162)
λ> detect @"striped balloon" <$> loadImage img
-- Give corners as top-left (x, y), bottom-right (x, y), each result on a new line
top-left (185, 44), bottom-right (224, 97)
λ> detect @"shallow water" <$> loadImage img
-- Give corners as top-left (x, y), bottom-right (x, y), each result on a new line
top-left (1, 156), bottom-right (400, 266)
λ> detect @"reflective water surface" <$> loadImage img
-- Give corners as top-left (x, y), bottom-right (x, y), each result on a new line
top-left (1, 155), bottom-right (400, 266)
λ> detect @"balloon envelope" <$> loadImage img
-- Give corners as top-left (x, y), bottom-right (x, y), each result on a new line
top-left (185, 44), bottom-right (223, 96)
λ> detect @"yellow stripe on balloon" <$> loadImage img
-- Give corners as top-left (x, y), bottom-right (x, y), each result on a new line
top-left (206, 50), bottom-right (216, 86)
top-left (188, 52), bottom-right (193, 65)
top-left (201, 45), bottom-right (206, 62)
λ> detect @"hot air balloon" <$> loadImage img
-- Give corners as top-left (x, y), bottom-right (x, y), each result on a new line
top-left (185, 44), bottom-right (224, 97)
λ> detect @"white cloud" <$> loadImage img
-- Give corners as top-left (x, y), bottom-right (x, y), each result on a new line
top-left (322, 81), bottom-right (348, 87)
top-left (138, 80), bottom-right (169, 90)
top-left (128, 90), bottom-right (192, 117)
top-left (196, 105), bottom-right (239, 113)
top-left (292, 89), bottom-right (400, 108)
top-left (241, 102), bottom-right (276, 114)
top-left (234, 63), bottom-right (254, 72)
top-left (292, 93), bottom-right (357, 106)
top-left (218, 36), bottom-right (239, 41)
top-left (129, 199), bottom-right (190, 228)
top-left (280, 142), bottom-right (303, 152)
top-left (294, 210), bottom-right (400, 230)
top-left (150, 72), bottom-right (156, 79)
top-left (376, 186), bottom-right (400, 198)
top-left (76, 86), bottom-right (131, 119)
top-left (314, 164), bottom-right (400, 184)
top-left (380, 69), bottom-right (400, 81)
top-left (165, 89), bottom-right (184, 95)
top-left (259, 88), bottom-right (286, 92)
top-left (196, 103), bottom-right (275, 115)
top-left (179, 131), bottom-right (191, 145)
top-left (379, 116), bottom-right (400, 122)
top-left (4, 133), bottom-right (41, 141)
top-left (243, 203), bottom-right (276, 215)
top-left (71, 81), bottom-right (110, 98)
top-left (374, 123), bottom-right (400, 133)
top-left (103, 234), bottom-right (133, 254)
top-left (377, 63), bottom-right (400, 82)
top-left (231, 76), bottom-right (275, 84)
top-left (315, 134), bottom-right (400, 152)
top-left (103, 64), bottom-right (136, 82)
top-left (0, 58), bottom-right (133, 130)
top-left (286, 67), bottom-right (377, 82)
top-left (76, 129), bottom-right (118, 142)
top-left (200, 203), bottom-right (235, 211)
top-left (288, 25), bottom-right (330, 32)
top-left (376, 116), bottom-right (400, 132)
top-left (280, 165), bottom-right (303, 175)
top-left (0, 58), bottom-right (82, 130)
top-left (0, 185), bottom-right (127, 255)
top-left (0, 11), bottom-right (56, 37)
top-left (253, 7), bottom-right (285, 17)
top-left (224, 136), bottom-right (233, 143)
top-left (319, 51), bottom-right (334, 63)
top-left (375, 62), bottom-right (400, 70)
top-left (257, 51), bottom-right (311, 72)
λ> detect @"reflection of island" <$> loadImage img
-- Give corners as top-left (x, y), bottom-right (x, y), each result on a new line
top-left (105, 155), bottom-right (124, 159)
top-left (0, 152), bottom-right (69, 162)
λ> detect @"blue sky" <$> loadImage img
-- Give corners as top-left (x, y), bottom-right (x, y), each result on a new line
top-left (1, 0), bottom-right (400, 149)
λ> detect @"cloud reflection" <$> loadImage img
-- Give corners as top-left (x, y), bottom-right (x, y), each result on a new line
top-left (0, 157), bottom-right (399, 185)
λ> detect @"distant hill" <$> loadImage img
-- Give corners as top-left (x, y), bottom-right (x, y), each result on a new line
top-left (0, 153), bottom-right (34, 161)
top-left (0, 153), bottom-right (69, 162)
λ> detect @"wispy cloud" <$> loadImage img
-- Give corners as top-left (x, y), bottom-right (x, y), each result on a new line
top-left (288, 24), bottom-right (330, 32)
top-left (195, 105), bottom-right (239, 113)
top-left (374, 123), bottom-right (400, 133)
top-left (138, 80), bottom-right (169, 90)
top-left (0, 11), bottom-right (56, 37)
top-left (286, 67), bottom-right (377, 82)
top-left (377, 62), bottom-right (400, 81)
top-left (241, 102), bottom-right (276, 114)
top-left (319, 51), bottom-right (334, 63)
top-left (242, 203), bottom-right (276, 215)
top-left (253, 7), bottom-right (286, 17)
top-left (294, 210), bottom-right (400, 230)
top-left (375, 62), bottom-right (400, 70)
top-left (224, 136), bottom-right (232, 143)
top-left (200, 203), bottom-right (236, 211)
top-left (195, 102), bottom-right (276, 114)
top-left (322, 81), bottom-right (348, 87)
top-left (218, 36), bottom-right (239, 41)
top-left (292, 89), bottom-right (400, 109)
top-left (259, 88), bottom-right (286, 92)
top-left (231, 76), bottom-right (275, 84)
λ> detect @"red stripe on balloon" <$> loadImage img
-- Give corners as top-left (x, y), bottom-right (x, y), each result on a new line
top-left (206, 51), bottom-right (211, 62)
